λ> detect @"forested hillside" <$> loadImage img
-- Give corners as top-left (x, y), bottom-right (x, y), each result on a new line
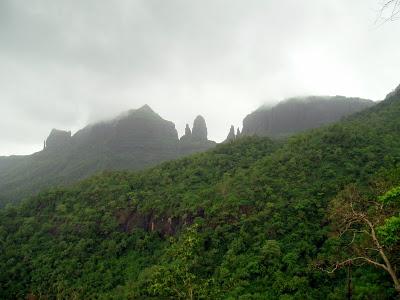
top-left (1, 86), bottom-right (399, 299)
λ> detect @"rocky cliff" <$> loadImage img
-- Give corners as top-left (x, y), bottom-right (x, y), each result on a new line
top-left (70, 105), bottom-right (181, 170)
top-left (242, 96), bottom-right (375, 137)
top-left (45, 129), bottom-right (72, 150)
top-left (191, 115), bottom-right (208, 141)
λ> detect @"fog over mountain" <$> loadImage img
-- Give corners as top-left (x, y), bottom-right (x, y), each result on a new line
top-left (0, 105), bottom-right (216, 205)
top-left (241, 96), bottom-right (375, 137)
top-left (1, 0), bottom-right (400, 155)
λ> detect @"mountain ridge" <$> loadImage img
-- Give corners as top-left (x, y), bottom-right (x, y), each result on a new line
top-left (1, 84), bottom-right (399, 298)
top-left (241, 95), bottom-right (375, 138)
top-left (0, 105), bottom-right (216, 205)
top-left (0, 95), bottom-right (379, 206)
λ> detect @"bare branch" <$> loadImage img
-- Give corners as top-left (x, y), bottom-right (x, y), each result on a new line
top-left (325, 257), bottom-right (389, 274)
top-left (326, 187), bottom-right (400, 293)
top-left (377, 0), bottom-right (400, 24)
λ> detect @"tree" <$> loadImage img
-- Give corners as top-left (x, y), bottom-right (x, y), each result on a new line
top-left (144, 224), bottom-right (214, 299)
top-left (324, 185), bottom-right (400, 294)
top-left (378, 0), bottom-right (400, 22)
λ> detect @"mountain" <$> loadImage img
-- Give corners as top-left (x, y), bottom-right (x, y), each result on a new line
top-left (242, 96), bottom-right (375, 137)
top-left (0, 106), bottom-right (216, 205)
top-left (1, 85), bottom-right (399, 299)
top-left (67, 105), bottom-right (181, 170)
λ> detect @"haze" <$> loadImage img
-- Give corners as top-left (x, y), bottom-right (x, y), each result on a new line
top-left (1, 0), bottom-right (399, 156)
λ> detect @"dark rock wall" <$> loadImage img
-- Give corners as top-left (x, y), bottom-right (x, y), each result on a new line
top-left (45, 129), bottom-right (71, 150)
top-left (242, 96), bottom-right (375, 137)
top-left (191, 115), bottom-right (208, 141)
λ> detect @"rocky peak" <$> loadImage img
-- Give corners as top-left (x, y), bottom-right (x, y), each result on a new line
top-left (45, 129), bottom-right (71, 150)
top-left (180, 124), bottom-right (192, 142)
top-left (225, 125), bottom-right (236, 143)
top-left (191, 115), bottom-right (208, 141)
top-left (236, 128), bottom-right (241, 137)
top-left (123, 104), bottom-right (158, 119)
top-left (137, 104), bottom-right (155, 113)
top-left (179, 116), bottom-right (216, 155)
top-left (184, 124), bottom-right (192, 136)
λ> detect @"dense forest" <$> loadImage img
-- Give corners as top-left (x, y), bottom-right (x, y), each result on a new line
top-left (1, 85), bottom-right (400, 299)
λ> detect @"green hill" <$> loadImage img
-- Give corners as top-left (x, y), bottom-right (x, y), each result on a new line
top-left (0, 86), bottom-right (399, 299)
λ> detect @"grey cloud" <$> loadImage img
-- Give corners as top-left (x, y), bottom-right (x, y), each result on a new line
top-left (0, 0), bottom-right (399, 155)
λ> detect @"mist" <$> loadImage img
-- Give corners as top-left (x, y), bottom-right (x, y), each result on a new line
top-left (1, 0), bottom-right (399, 155)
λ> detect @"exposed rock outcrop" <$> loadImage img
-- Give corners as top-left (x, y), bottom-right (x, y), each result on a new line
top-left (224, 125), bottom-right (242, 143)
top-left (71, 105), bottom-right (180, 170)
top-left (180, 124), bottom-right (192, 142)
top-left (242, 96), bottom-right (375, 138)
top-left (224, 125), bottom-right (236, 143)
top-left (45, 129), bottom-right (71, 150)
top-left (110, 105), bottom-right (179, 157)
top-left (191, 115), bottom-right (208, 141)
top-left (179, 115), bottom-right (216, 155)
top-left (184, 124), bottom-right (192, 136)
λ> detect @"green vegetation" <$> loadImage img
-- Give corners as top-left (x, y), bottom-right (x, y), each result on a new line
top-left (1, 89), bottom-right (400, 299)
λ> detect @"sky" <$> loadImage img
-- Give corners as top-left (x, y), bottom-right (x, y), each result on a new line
top-left (0, 0), bottom-right (399, 156)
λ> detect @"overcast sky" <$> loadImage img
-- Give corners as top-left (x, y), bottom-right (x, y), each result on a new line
top-left (0, 0), bottom-right (399, 156)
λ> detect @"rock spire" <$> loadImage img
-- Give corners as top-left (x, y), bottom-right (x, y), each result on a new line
top-left (191, 115), bottom-right (208, 141)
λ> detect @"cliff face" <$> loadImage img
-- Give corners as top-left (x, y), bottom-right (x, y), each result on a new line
top-left (45, 129), bottom-right (72, 150)
top-left (0, 107), bottom-right (216, 205)
top-left (67, 105), bottom-right (181, 171)
top-left (191, 115), bottom-right (208, 141)
top-left (242, 96), bottom-right (375, 137)
top-left (111, 105), bottom-right (179, 152)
